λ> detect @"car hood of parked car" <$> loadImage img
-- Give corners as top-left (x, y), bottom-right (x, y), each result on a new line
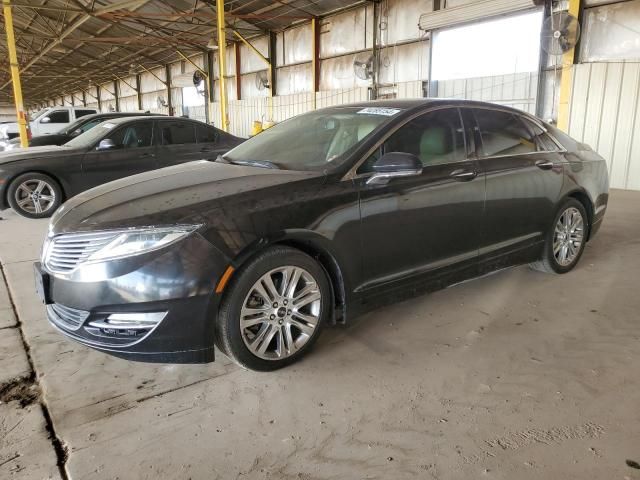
top-left (51, 160), bottom-right (322, 234)
top-left (0, 145), bottom-right (80, 164)
top-left (29, 134), bottom-right (70, 147)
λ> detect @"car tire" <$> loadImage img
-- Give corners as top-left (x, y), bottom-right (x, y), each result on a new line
top-left (7, 172), bottom-right (62, 219)
top-left (530, 198), bottom-right (588, 274)
top-left (216, 246), bottom-right (330, 371)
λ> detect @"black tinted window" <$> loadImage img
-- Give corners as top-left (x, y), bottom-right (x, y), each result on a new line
top-left (46, 110), bottom-right (70, 123)
top-left (109, 122), bottom-right (153, 149)
top-left (196, 124), bottom-right (218, 143)
top-left (474, 109), bottom-right (537, 156)
top-left (161, 122), bottom-right (196, 145)
top-left (76, 109), bottom-right (96, 118)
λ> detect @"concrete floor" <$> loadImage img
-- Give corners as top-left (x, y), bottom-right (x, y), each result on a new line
top-left (1, 189), bottom-right (639, 480)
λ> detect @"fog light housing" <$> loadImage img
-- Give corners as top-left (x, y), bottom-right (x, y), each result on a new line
top-left (85, 312), bottom-right (167, 341)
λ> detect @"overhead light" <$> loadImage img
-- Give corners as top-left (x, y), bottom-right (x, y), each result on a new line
top-left (128, 63), bottom-right (137, 75)
top-left (207, 38), bottom-right (219, 50)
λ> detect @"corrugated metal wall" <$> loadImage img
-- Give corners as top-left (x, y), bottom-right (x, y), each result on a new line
top-left (567, 62), bottom-right (640, 190)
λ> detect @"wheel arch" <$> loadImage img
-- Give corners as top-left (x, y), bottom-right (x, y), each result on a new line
top-left (230, 231), bottom-right (348, 325)
top-left (565, 189), bottom-right (595, 241)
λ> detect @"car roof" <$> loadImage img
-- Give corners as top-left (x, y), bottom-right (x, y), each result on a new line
top-left (328, 98), bottom-right (538, 118)
top-left (96, 115), bottom-right (184, 125)
top-left (78, 112), bottom-right (164, 121)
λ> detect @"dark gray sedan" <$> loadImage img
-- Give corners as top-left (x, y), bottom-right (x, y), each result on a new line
top-left (0, 116), bottom-right (243, 218)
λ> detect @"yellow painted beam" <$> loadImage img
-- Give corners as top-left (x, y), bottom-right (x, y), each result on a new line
top-left (557, 0), bottom-right (581, 132)
top-left (3, 0), bottom-right (29, 147)
top-left (216, 1), bottom-right (229, 131)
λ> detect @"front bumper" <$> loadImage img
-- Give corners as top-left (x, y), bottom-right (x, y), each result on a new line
top-left (37, 233), bottom-right (230, 364)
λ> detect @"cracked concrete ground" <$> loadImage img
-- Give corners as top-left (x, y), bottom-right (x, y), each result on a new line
top-left (1, 190), bottom-right (639, 480)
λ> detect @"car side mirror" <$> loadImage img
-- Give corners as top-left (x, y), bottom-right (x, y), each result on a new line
top-left (367, 152), bottom-right (422, 185)
top-left (71, 129), bottom-right (82, 137)
top-left (96, 138), bottom-right (117, 151)
top-left (40, 117), bottom-right (51, 124)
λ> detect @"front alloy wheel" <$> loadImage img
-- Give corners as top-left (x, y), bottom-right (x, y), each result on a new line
top-left (240, 266), bottom-right (322, 360)
top-left (7, 173), bottom-right (62, 218)
top-left (216, 246), bottom-right (330, 371)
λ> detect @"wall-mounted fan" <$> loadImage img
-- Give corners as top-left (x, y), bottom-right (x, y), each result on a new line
top-left (255, 70), bottom-right (269, 91)
top-left (353, 54), bottom-right (374, 81)
top-left (193, 70), bottom-right (205, 87)
top-left (541, 11), bottom-right (581, 56)
top-left (156, 96), bottom-right (167, 108)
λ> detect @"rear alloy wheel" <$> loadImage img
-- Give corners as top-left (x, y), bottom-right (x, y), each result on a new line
top-left (216, 246), bottom-right (330, 371)
top-left (8, 173), bottom-right (62, 219)
top-left (530, 198), bottom-right (588, 274)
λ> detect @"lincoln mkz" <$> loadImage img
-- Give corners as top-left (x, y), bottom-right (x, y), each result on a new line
top-left (34, 100), bottom-right (609, 371)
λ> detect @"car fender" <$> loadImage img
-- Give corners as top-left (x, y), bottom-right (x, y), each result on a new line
top-left (230, 229), bottom-right (352, 324)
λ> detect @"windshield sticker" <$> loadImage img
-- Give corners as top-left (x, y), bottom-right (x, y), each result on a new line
top-left (102, 122), bottom-right (115, 129)
top-left (357, 107), bottom-right (401, 116)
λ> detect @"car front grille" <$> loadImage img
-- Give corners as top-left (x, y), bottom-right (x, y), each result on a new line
top-left (47, 303), bottom-right (90, 331)
top-left (43, 231), bottom-right (118, 273)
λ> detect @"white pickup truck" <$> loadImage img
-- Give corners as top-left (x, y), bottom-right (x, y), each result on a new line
top-left (0, 106), bottom-right (98, 139)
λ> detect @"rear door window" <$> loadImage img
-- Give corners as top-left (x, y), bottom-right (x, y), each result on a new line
top-left (473, 109), bottom-right (537, 157)
top-left (160, 122), bottom-right (196, 145)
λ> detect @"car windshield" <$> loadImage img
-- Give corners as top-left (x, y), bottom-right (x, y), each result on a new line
top-left (223, 107), bottom-right (400, 171)
top-left (64, 121), bottom-right (117, 148)
top-left (30, 108), bottom-right (48, 121)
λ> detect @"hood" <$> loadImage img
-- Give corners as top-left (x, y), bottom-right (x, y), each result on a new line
top-left (0, 145), bottom-right (80, 164)
top-left (29, 134), bottom-right (70, 147)
top-left (51, 160), bottom-right (322, 234)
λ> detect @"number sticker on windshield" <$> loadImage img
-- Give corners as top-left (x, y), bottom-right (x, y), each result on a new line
top-left (357, 107), bottom-right (401, 116)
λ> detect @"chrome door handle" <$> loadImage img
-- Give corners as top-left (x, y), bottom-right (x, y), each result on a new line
top-left (450, 169), bottom-right (477, 181)
top-left (535, 160), bottom-right (554, 170)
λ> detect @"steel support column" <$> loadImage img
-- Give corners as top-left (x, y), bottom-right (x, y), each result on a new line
top-left (114, 80), bottom-right (120, 111)
top-left (312, 17), bottom-right (320, 109)
top-left (234, 42), bottom-right (242, 101)
top-left (3, 0), bottom-right (29, 147)
top-left (216, 0), bottom-right (229, 131)
top-left (136, 74), bottom-right (143, 110)
top-left (165, 64), bottom-right (173, 115)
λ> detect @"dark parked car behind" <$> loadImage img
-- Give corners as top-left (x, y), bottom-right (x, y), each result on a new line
top-left (0, 116), bottom-right (243, 218)
top-left (34, 99), bottom-right (609, 371)
top-left (28, 112), bottom-right (165, 148)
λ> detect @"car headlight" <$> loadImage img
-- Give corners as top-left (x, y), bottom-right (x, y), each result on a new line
top-left (86, 226), bottom-right (199, 262)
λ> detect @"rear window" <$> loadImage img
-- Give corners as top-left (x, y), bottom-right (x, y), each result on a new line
top-left (196, 124), bottom-right (218, 143)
